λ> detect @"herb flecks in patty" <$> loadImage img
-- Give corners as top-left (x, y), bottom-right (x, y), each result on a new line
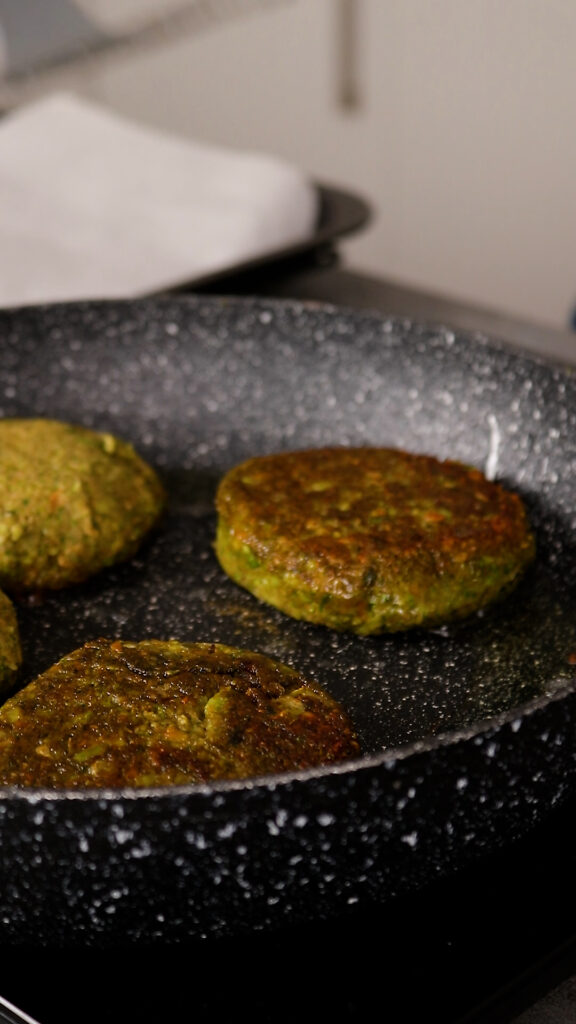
top-left (0, 418), bottom-right (165, 593)
top-left (0, 639), bottom-right (359, 788)
top-left (215, 446), bottom-right (536, 634)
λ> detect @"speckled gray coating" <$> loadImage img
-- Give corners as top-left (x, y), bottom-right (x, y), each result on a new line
top-left (0, 294), bottom-right (576, 946)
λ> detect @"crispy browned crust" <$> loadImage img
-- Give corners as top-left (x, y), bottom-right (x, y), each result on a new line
top-left (215, 446), bottom-right (536, 634)
top-left (0, 639), bottom-right (360, 788)
top-left (0, 418), bottom-right (165, 593)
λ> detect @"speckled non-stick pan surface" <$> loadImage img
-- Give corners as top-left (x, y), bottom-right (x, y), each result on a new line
top-left (0, 294), bottom-right (576, 947)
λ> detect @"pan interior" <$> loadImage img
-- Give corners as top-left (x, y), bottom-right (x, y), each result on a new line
top-left (1, 296), bottom-right (576, 759)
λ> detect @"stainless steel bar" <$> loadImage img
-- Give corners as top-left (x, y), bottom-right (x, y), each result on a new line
top-left (336, 0), bottom-right (361, 110)
top-left (0, 995), bottom-right (42, 1024)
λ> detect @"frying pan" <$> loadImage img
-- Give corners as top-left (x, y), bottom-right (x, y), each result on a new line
top-left (0, 293), bottom-right (575, 948)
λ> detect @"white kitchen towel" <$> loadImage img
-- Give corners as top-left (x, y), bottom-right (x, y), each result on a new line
top-left (0, 92), bottom-right (318, 307)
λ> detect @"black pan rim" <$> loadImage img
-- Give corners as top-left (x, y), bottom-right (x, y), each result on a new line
top-left (3, 289), bottom-right (571, 360)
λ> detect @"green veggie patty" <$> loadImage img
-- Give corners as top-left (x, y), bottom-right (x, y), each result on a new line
top-left (0, 418), bottom-right (165, 592)
top-left (215, 445), bottom-right (536, 634)
top-left (0, 639), bottom-right (359, 788)
top-left (0, 590), bottom-right (21, 697)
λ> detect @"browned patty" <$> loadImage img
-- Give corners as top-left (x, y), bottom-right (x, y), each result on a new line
top-left (0, 639), bottom-right (360, 788)
top-left (215, 446), bottom-right (536, 634)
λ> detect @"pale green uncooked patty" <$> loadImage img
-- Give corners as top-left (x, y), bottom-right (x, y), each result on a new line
top-left (0, 418), bottom-right (165, 592)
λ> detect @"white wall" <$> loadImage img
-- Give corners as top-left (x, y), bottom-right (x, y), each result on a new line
top-left (70, 0), bottom-right (576, 329)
